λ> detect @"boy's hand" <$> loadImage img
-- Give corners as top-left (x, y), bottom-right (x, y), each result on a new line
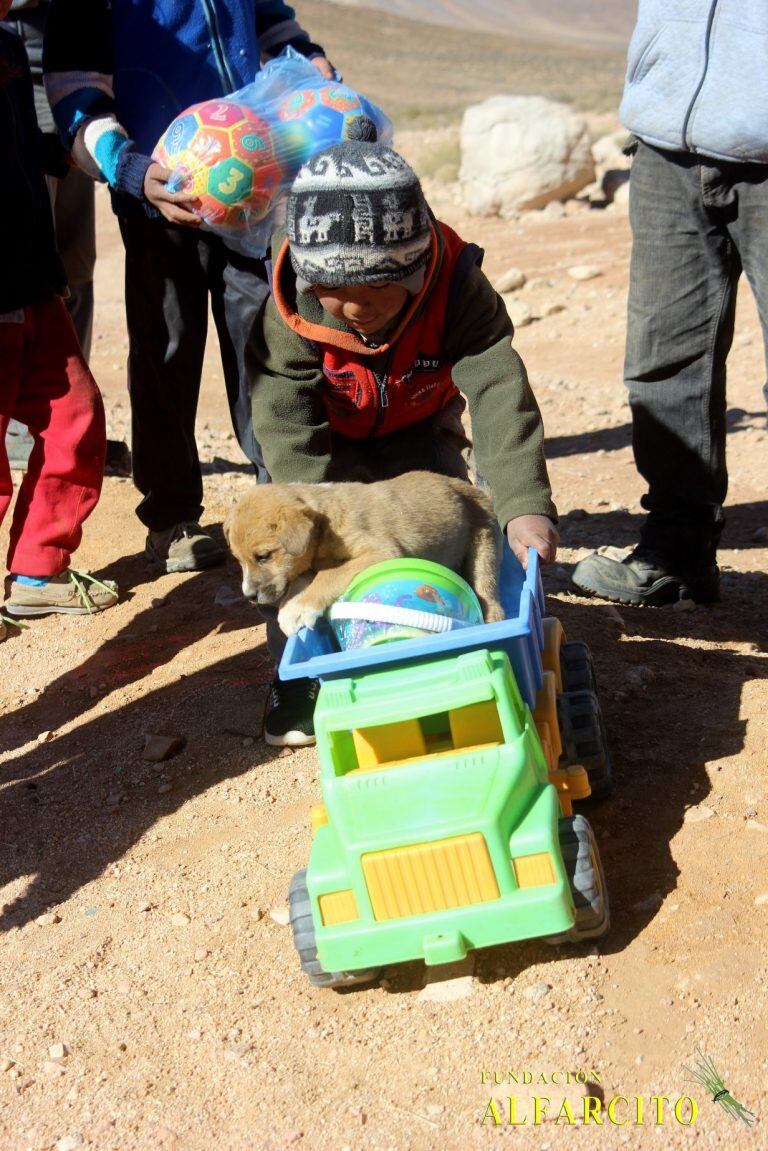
top-left (506, 515), bottom-right (559, 568)
top-left (143, 163), bottom-right (202, 226)
top-left (309, 55), bottom-right (336, 80)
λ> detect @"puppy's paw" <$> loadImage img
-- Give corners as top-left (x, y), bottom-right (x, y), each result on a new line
top-left (278, 595), bottom-right (324, 636)
top-left (484, 599), bottom-right (506, 624)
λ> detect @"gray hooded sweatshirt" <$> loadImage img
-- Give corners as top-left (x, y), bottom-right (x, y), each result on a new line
top-left (620, 0), bottom-right (768, 163)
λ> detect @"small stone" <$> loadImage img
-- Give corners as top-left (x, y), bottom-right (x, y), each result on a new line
top-left (539, 300), bottom-right (566, 317)
top-left (88, 686), bottom-right (99, 700)
top-left (568, 264), bottom-right (602, 281)
top-left (684, 805), bottom-right (715, 823)
top-left (48, 1043), bottom-right (68, 1061)
top-left (754, 893), bottom-right (768, 906)
top-left (248, 907), bottom-right (264, 922)
top-left (242, 737), bottom-right (255, 748)
top-left (602, 605), bottom-right (625, 626)
top-left (277, 747), bottom-right (294, 758)
top-left (194, 948), bottom-right (209, 961)
top-left (43, 1060), bottom-right (66, 1077)
top-left (157, 782), bottom-right (173, 795)
top-left (35, 912), bottom-right (61, 926)
top-left (632, 893), bottom-right (663, 912)
top-left (143, 734), bottom-right (185, 763)
top-left (505, 299), bottom-right (533, 328)
top-left (0, 1058), bottom-right (13, 1072)
top-left (77, 987), bottom-right (97, 1000)
top-left (746, 819), bottom-right (768, 833)
top-left (671, 598), bottom-right (696, 612)
top-left (187, 1029), bottom-right (202, 1041)
top-left (495, 267), bottom-right (526, 293)
top-left (269, 907), bottom-right (290, 927)
top-left (214, 585), bottom-right (242, 607)
top-left (171, 912), bottom-right (190, 927)
top-left (284, 1132), bottom-right (302, 1146)
top-left (137, 901), bottom-right (153, 913)
top-left (105, 791), bottom-right (125, 807)
top-left (751, 526), bottom-right (768, 542)
top-left (625, 665), bottom-right (655, 687)
top-left (541, 200), bottom-right (566, 219)
top-left (524, 981), bottom-right (551, 1001)
top-left (426, 1104), bottom-right (445, 1116)
top-left (56, 1135), bottom-right (84, 1151)
top-left (37, 729), bottom-right (54, 743)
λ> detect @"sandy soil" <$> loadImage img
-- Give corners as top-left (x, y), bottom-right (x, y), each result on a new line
top-left (1, 172), bottom-right (767, 1150)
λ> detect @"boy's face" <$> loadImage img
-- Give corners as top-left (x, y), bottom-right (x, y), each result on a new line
top-left (313, 281), bottom-right (409, 339)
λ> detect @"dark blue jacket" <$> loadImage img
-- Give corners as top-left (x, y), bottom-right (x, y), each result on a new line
top-left (43, 0), bottom-right (323, 206)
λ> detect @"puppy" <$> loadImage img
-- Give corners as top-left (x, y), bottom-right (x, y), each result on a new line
top-left (225, 471), bottom-right (504, 636)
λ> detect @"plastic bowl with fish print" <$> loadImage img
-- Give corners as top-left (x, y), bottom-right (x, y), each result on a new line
top-left (327, 558), bottom-right (484, 651)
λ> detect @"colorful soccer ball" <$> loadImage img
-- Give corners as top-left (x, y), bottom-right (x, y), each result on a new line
top-left (154, 100), bottom-right (284, 230)
top-left (275, 83), bottom-right (386, 167)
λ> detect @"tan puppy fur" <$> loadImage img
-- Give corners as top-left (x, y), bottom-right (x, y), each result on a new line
top-left (225, 471), bottom-right (504, 636)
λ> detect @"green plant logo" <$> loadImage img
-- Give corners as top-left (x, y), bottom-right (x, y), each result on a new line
top-left (683, 1050), bottom-right (755, 1126)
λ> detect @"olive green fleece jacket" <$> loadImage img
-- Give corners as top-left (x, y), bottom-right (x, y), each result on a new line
top-left (247, 227), bottom-right (557, 531)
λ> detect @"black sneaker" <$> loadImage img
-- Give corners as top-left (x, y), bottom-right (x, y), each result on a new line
top-left (145, 522), bottom-right (227, 573)
top-left (263, 676), bottom-right (319, 747)
top-left (572, 546), bottom-right (720, 607)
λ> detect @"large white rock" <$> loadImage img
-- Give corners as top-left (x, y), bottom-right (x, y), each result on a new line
top-left (460, 96), bottom-right (595, 215)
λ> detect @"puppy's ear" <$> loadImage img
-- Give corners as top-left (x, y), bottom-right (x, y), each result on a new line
top-left (276, 506), bottom-right (318, 557)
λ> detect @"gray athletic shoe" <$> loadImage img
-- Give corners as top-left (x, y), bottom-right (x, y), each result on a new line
top-left (572, 546), bottom-right (720, 607)
top-left (145, 522), bottom-right (226, 573)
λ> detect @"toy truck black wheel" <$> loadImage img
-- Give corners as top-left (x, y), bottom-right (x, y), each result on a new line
top-left (289, 871), bottom-right (382, 990)
top-left (560, 641), bottom-right (597, 695)
top-left (545, 814), bottom-right (610, 944)
top-left (557, 689), bottom-right (613, 798)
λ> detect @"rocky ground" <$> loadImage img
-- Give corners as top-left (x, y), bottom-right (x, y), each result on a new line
top-left (1, 153), bottom-right (767, 1151)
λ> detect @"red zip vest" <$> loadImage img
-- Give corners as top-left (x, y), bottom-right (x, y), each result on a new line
top-left (272, 222), bottom-right (480, 438)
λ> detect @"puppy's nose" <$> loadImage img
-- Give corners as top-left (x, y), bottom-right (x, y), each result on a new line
top-left (242, 575), bottom-right (258, 599)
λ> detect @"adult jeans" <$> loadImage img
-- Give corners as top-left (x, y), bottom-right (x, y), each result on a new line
top-left (626, 140), bottom-right (768, 558)
top-left (119, 214), bottom-right (269, 530)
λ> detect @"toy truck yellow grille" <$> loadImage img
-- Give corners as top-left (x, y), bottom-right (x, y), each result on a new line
top-left (362, 833), bottom-right (500, 921)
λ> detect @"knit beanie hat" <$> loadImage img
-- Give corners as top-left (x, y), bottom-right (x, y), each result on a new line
top-left (285, 141), bottom-right (433, 291)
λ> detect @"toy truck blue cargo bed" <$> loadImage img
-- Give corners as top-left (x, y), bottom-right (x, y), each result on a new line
top-left (278, 546), bottom-right (546, 708)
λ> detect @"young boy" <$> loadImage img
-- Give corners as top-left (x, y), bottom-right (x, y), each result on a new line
top-left (247, 140), bottom-right (558, 746)
top-left (0, 7), bottom-right (117, 642)
top-left (43, 0), bottom-right (332, 574)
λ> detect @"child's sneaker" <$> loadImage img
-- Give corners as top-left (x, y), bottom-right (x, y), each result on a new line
top-left (5, 570), bottom-right (119, 616)
top-left (262, 675), bottom-right (319, 747)
top-left (145, 522), bottom-right (226, 573)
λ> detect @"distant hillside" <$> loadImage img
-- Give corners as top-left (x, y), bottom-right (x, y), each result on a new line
top-left (301, 0), bottom-right (627, 127)
top-left (325, 0), bottom-right (637, 49)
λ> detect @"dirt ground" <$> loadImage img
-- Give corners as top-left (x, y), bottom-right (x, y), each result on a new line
top-left (1, 160), bottom-right (767, 1151)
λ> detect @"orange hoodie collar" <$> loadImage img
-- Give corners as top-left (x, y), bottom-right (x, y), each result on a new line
top-left (272, 225), bottom-right (442, 357)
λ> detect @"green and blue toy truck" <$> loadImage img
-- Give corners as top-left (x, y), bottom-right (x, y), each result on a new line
top-left (279, 547), bottom-right (611, 988)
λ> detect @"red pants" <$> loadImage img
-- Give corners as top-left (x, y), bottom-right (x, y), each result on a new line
top-left (0, 298), bottom-right (105, 578)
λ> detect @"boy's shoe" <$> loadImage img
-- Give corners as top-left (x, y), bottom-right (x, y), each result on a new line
top-left (145, 522), bottom-right (226, 573)
top-left (263, 676), bottom-right (319, 748)
top-left (5, 570), bottom-right (119, 617)
top-left (572, 546), bottom-right (720, 607)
